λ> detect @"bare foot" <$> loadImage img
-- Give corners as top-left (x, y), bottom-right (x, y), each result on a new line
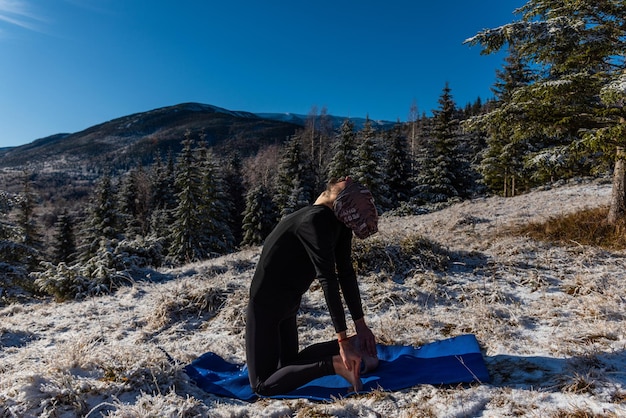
top-left (332, 355), bottom-right (363, 393)
top-left (348, 336), bottom-right (379, 374)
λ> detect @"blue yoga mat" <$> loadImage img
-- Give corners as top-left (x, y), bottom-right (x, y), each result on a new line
top-left (184, 334), bottom-right (490, 401)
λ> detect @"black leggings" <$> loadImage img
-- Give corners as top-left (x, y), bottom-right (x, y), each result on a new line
top-left (245, 299), bottom-right (339, 396)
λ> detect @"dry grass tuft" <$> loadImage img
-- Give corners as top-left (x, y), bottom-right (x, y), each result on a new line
top-left (549, 407), bottom-right (621, 418)
top-left (351, 234), bottom-right (449, 280)
top-left (146, 279), bottom-right (226, 330)
top-left (97, 389), bottom-right (210, 417)
top-left (559, 372), bottom-right (598, 395)
top-left (611, 390), bottom-right (626, 404)
top-left (511, 206), bottom-right (626, 250)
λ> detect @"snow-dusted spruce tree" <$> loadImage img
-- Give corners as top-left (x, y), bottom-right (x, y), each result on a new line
top-left (473, 48), bottom-right (537, 196)
top-left (465, 0), bottom-right (626, 223)
top-left (222, 154), bottom-right (246, 246)
top-left (354, 117), bottom-right (389, 211)
top-left (117, 166), bottom-right (151, 237)
top-left (117, 168), bottom-right (141, 237)
top-left (383, 122), bottom-right (412, 209)
top-left (327, 119), bottom-right (358, 181)
top-left (414, 83), bottom-right (463, 203)
top-left (34, 240), bottom-right (134, 300)
top-left (241, 184), bottom-right (277, 247)
top-left (456, 104), bottom-right (489, 198)
top-left (35, 174), bottom-right (135, 300)
top-left (51, 210), bottom-right (76, 264)
top-left (149, 152), bottom-right (177, 255)
top-left (115, 165), bottom-right (166, 269)
top-left (16, 174), bottom-right (42, 260)
top-left (168, 134), bottom-right (206, 263)
top-left (462, 97), bottom-right (486, 118)
top-left (197, 144), bottom-right (235, 256)
top-left (274, 135), bottom-right (316, 218)
top-left (3, 174), bottom-right (43, 291)
top-left (79, 173), bottom-right (120, 262)
top-left (0, 190), bottom-right (36, 292)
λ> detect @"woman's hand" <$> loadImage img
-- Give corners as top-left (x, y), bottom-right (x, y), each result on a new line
top-left (333, 339), bottom-right (363, 393)
top-left (338, 339), bottom-right (362, 389)
top-left (354, 318), bottom-right (377, 357)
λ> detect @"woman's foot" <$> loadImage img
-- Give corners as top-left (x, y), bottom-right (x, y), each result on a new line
top-left (348, 336), bottom-right (379, 374)
top-left (332, 355), bottom-right (363, 393)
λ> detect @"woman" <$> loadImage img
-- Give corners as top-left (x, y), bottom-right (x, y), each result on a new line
top-left (245, 177), bottom-right (379, 396)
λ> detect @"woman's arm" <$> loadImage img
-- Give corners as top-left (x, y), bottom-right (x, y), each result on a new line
top-left (298, 208), bottom-right (349, 333)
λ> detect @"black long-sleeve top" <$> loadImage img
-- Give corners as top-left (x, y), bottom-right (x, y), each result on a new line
top-left (249, 204), bottom-right (364, 333)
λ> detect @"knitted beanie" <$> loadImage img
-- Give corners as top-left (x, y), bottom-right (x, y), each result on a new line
top-left (333, 179), bottom-right (378, 239)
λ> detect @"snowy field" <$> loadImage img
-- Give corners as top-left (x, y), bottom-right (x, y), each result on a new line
top-left (1, 179), bottom-right (625, 417)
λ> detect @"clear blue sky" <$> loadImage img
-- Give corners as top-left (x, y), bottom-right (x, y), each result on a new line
top-left (0, 0), bottom-right (525, 148)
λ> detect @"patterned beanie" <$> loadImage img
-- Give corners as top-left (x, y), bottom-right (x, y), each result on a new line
top-left (333, 178), bottom-right (378, 239)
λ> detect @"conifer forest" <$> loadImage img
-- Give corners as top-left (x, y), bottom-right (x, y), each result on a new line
top-left (1, 0), bottom-right (625, 302)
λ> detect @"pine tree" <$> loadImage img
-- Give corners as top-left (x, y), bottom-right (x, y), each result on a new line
top-left (0, 192), bottom-right (13, 246)
top-left (471, 48), bottom-right (536, 196)
top-left (80, 174), bottom-right (120, 261)
top-left (408, 100), bottom-right (420, 173)
top-left (223, 154), bottom-right (246, 246)
top-left (52, 211), bottom-right (76, 264)
top-left (16, 174), bottom-right (42, 265)
top-left (149, 152), bottom-right (177, 252)
top-left (117, 171), bottom-right (134, 228)
top-left (462, 97), bottom-right (484, 118)
top-left (197, 146), bottom-right (235, 255)
top-left (465, 0), bottom-right (626, 222)
top-left (117, 168), bottom-right (142, 237)
top-left (133, 165), bottom-right (152, 235)
top-left (241, 184), bottom-right (277, 247)
top-left (384, 123), bottom-right (412, 208)
top-left (168, 134), bottom-right (205, 263)
top-left (275, 136), bottom-right (315, 218)
top-left (414, 83), bottom-right (463, 203)
top-left (354, 117), bottom-right (388, 210)
top-left (327, 119), bottom-right (358, 180)
top-left (0, 190), bottom-right (34, 284)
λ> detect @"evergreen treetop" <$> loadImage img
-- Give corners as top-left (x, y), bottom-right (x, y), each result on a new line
top-left (465, 0), bottom-right (626, 220)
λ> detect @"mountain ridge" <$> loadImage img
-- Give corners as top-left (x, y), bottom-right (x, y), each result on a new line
top-left (0, 103), bottom-right (298, 170)
top-left (0, 102), bottom-right (396, 171)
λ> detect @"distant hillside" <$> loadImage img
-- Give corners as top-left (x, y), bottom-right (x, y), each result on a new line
top-left (0, 103), bottom-right (301, 171)
top-left (0, 103), bottom-right (396, 172)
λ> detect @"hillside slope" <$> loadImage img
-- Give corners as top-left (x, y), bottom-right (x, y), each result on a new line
top-left (0, 103), bottom-right (300, 170)
top-left (1, 179), bottom-right (624, 417)
top-left (0, 103), bottom-right (396, 172)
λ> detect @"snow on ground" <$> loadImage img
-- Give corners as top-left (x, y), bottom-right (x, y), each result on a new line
top-left (1, 179), bottom-right (625, 417)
